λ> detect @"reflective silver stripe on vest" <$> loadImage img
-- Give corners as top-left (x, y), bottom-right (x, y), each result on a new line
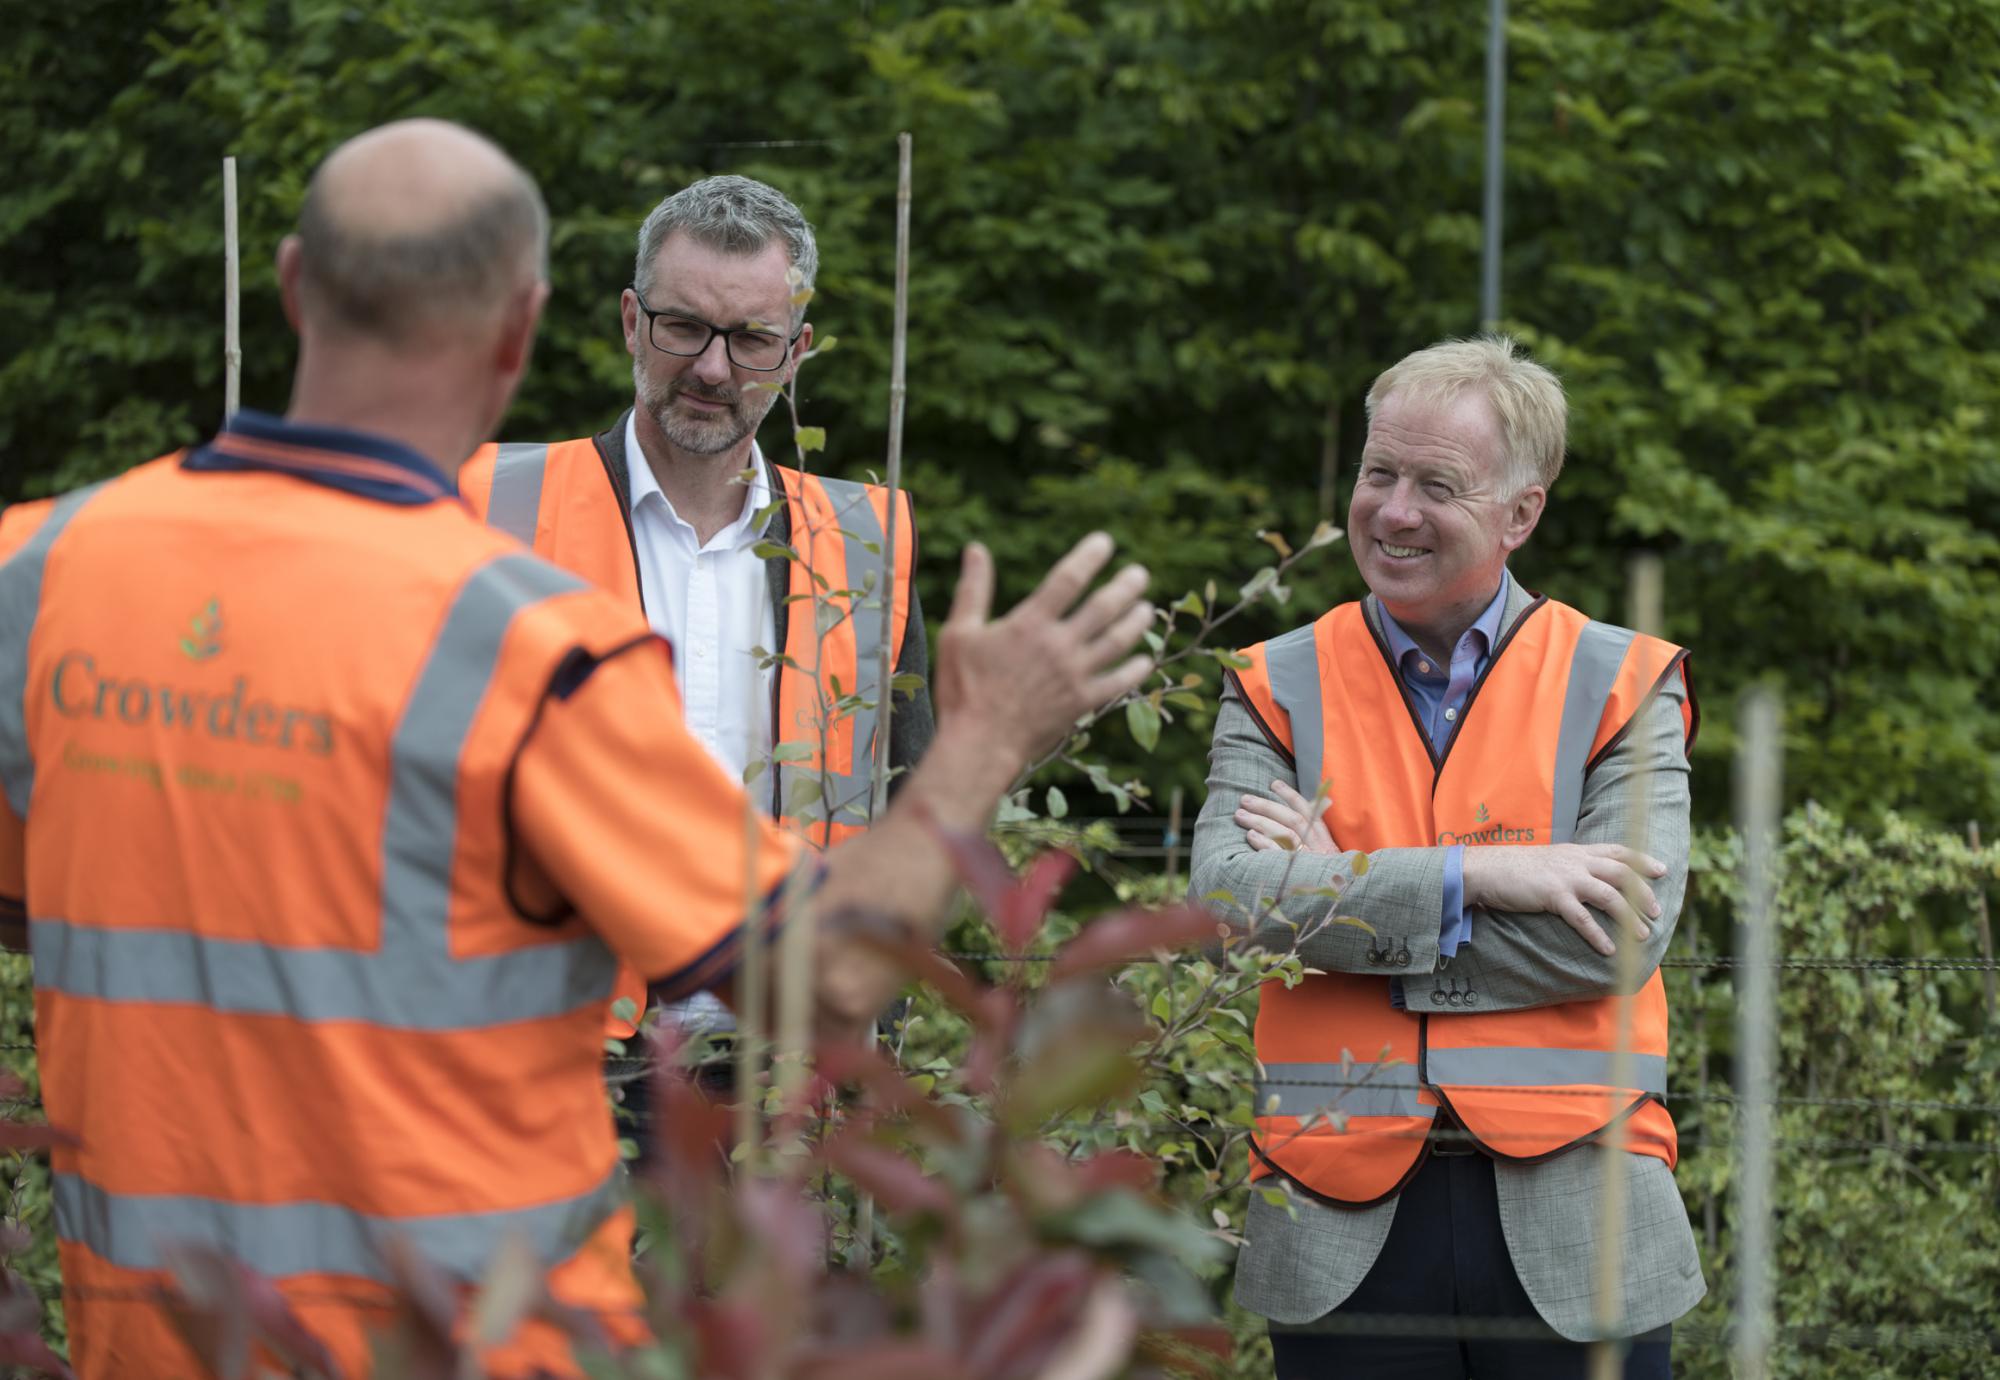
top-left (53, 1165), bottom-right (623, 1284)
top-left (776, 476), bottom-right (892, 836)
top-left (0, 484), bottom-right (109, 816)
top-left (1262, 624), bottom-right (1324, 798)
top-left (1426, 1046), bottom-right (1668, 1094)
top-left (1256, 1062), bottom-right (1434, 1120)
top-left (485, 442), bottom-right (550, 544)
top-left (1548, 621), bottom-right (1637, 844)
top-left (32, 553), bottom-right (619, 1029)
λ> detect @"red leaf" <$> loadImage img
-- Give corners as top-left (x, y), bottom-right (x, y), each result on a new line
top-left (1134, 1326), bottom-right (1235, 1377)
top-left (734, 1177), bottom-right (826, 1290)
top-left (792, 1341), bottom-right (975, 1380)
top-left (997, 850), bottom-right (1076, 951)
top-left (371, 1234), bottom-right (462, 1378)
top-left (0, 1334), bottom-right (74, 1379)
top-left (837, 921), bottom-right (989, 1017)
top-left (927, 821), bottom-right (1018, 928)
top-left (0, 1070), bottom-right (28, 1100)
top-left (161, 1244), bottom-right (344, 1380)
top-left (822, 1131), bottom-right (958, 1222)
top-left (961, 1251), bottom-right (1097, 1378)
top-left (0, 1121), bottom-right (77, 1151)
top-left (928, 824), bottom-right (1078, 953)
top-left (811, 1042), bottom-right (964, 1143)
top-left (159, 1246), bottom-right (251, 1379)
top-left (1071, 1148), bottom-right (1160, 1195)
top-left (691, 1297), bottom-right (770, 1380)
top-left (1047, 904), bottom-right (1220, 981)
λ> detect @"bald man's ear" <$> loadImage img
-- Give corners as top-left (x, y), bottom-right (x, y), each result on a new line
top-left (276, 236), bottom-right (305, 332)
top-left (494, 279), bottom-right (549, 379)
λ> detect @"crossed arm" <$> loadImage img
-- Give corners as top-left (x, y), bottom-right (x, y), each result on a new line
top-left (1187, 678), bottom-right (1692, 1013)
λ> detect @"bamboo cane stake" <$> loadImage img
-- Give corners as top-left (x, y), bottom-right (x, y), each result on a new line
top-left (771, 863), bottom-right (817, 1107)
top-left (1587, 553), bottom-right (1662, 1379)
top-left (223, 157), bottom-right (241, 420)
top-left (734, 701), bottom-right (768, 1167)
top-left (868, 133), bottom-right (913, 823)
top-left (1733, 686), bottom-right (1783, 1380)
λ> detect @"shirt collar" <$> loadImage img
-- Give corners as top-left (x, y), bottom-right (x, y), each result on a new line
top-left (623, 411), bottom-right (775, 548)
top-left (180, 409), bottom-right (455, 505)
top-left (1380, 569), bottom-right (1513, 671)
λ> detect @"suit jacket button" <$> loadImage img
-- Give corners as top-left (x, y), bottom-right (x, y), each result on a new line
top-left (1366, 946), bottom-right (1383, 964)
top-left (1430, 989), bottom-right (1447, 1006)
top-left (1395, 946), bottom-right (1412, 967)
top-left (1463, 989), bottom-right (1479, 1007)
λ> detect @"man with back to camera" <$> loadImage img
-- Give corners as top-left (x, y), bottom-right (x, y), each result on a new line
top-left (1190, 336), bottom-right (1703, 1377)
top-left (0, 118), bottom-right (1152, 1377)
top-left (456, 175), bottom-right (931, 1069)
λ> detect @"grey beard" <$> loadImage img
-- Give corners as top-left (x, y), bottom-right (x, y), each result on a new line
top-left (654, 400), bottom-right (751, 455)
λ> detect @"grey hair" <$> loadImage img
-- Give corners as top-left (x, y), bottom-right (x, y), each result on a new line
top-left (1365, 334), bottom-right (1568, 493)
top-left (298, 164), bottom-right (547, 346)
top-left (633, 175), bottom-right (818, 329)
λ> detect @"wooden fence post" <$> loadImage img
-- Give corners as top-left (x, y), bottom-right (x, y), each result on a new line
top-left (1733, 687), bottom-right (1784, 1380)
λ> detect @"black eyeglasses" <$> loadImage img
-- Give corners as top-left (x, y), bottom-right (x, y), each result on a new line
top-left (631, 286), bottom-right (800, 372)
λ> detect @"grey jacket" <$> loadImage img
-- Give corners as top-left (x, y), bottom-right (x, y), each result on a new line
top-left (1190, 578), bottom-right (1705, 1341)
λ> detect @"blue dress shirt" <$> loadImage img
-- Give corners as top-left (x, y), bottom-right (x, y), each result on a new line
top-left (1377, 573), bottom-right (1512, 997)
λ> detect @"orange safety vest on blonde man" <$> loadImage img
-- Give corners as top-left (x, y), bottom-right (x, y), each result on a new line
top-left (0, 421), bottom-right (805, 1378)
top-left (461, 427), bottom-right (920, 1038)
top-left (1230, 595), bottom-right (1696, 1206)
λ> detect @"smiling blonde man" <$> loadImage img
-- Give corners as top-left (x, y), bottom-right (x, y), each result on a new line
top-left (1191, 336), bottom-right (1703, 1379)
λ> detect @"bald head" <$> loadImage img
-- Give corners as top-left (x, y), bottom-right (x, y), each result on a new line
top-left (294, 119), bottom-right (547, 347)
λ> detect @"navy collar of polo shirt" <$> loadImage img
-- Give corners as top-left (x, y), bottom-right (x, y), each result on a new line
top-left (181, 409), bottom-right (458, 506)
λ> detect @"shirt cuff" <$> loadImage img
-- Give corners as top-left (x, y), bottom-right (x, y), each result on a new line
top-left (1439, 844), bottom-right (1470, 957)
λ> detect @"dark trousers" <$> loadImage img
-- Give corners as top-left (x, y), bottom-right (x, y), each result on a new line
top-left (1269, 1149), bottom-right (1672, 1379)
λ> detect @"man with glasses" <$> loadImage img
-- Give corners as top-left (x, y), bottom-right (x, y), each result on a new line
top-left (459, 177), bottom-right (932, 1107)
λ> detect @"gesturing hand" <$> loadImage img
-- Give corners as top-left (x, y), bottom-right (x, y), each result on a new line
top-left (1235, 780), bottom-right (1338, 854)
top-left (933, 533), bottom-right (1153, 765)
top-left (1460, 844), bottom-right (1667, 958)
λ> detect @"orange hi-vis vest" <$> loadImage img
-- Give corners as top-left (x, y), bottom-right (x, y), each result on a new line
top-left (0, 445), bottom-right (697, 1376)
top-left (1231, 594), bottom-right (1697, 1207)
top-left (460, 434), bottom-right (917, 851)
top-left (462, 432), bottom-right (913, 1040)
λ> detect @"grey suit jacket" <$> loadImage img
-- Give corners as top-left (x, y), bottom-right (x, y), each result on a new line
top-left (1191, 577), bottom-right (1705, 1341)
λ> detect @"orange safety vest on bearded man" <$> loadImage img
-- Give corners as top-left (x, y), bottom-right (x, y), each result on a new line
top-left (0, 413), bottom-right (799, 1377)
top-left (462, 427), bottom-right (915, 1039)
top-left (460, 426), bottom-right (917, 851)
top-left (1230, 593), bottom-right (1696, 1207)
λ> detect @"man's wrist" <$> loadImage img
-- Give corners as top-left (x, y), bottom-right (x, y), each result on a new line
top-left (896, 718), bottom-right (1023, 834)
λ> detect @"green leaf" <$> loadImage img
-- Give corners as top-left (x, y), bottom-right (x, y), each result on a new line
top-left (794, 426), bottom-right (827, 453)
top-left (610, 997), bottom-right (639, 1025)
top-left (1126, 697), bottom-right (1162, 752)
top-left (1045, 785), bottom-right (1068, 819)
top-left (770, 742), bottom-right (815, 763)
top-left (891, 673), bottom-right (927, 694)
top-left (1165, 691), bottom-right (1205, 713)
top-left (742, 759), bottom-right (768, 785)
top-left (752, 541), bottom-right (798, 562)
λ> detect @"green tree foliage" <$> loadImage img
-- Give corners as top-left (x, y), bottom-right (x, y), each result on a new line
top-left (4, 0), bottom-right (1997, 821)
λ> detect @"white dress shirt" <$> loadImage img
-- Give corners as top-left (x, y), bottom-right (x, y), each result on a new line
top-left (624, 412), bottom-right (777, 788)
